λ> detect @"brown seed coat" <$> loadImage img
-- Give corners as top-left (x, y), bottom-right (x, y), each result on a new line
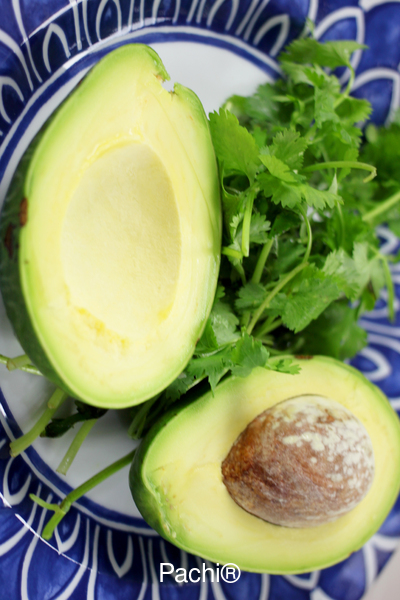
top-left (222, 395), bottom-right (375, 528)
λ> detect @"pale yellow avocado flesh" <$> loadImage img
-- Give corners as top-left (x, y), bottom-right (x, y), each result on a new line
top-left (19, 45), bottom-right (221, 408)
top-left (61, 143), bottom-right (181, 342)
top-left (140, 357), bottom-right (400, 573)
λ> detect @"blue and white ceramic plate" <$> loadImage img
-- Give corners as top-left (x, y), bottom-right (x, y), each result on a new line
top-left (1, 1), bottom-right (400, 599)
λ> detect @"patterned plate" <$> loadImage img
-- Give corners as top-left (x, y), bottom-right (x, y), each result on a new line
top-left (1, 1), bottom-right (400, 599)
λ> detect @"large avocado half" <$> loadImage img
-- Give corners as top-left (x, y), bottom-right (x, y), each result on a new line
top-left (0, 44), bottom-right (221, 409)
top-left (130, 356), bottom-right (400, 574)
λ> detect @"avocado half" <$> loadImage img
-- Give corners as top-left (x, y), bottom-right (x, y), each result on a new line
top-left (130, 356), bottom-right (400, 574)
top-left (0, 44), bottom-right (221, 409)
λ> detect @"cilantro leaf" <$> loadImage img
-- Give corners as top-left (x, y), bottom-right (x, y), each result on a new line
top-left (270, 130), bottom-right (309, 170)
top-left (314, 82), bottom-right (340, 128)
top-left (323, 248), bottom-right (360, 300)
top-left (281, 38), bottom-right (366, 69)
top-left (221, 188), bottom-right (246, 241)
top-left (195, 318), bottom-right (219, 354)
top-left (299, 301), bottom-right (367, 360)
top-left (280, 61), bottom-right (314, 86)
top-left (224, 83), bottom-right (279, 124)
top-left (164, 373), bottom-right (196, 402)
top-left (187, 348), bottom-right (231, 392)
top-left (268, 357), bottom-right (301, 375)
top-left (270, 211), bottom-right (301, 236)
top-left (259, 175), bottom-right (340, 211)
top-left (249, 213), bottom-right (271, 244)
top-left (235, 282), bottom-right (267, 311)
top-left (252, 125), bottom-right (268, 148)
top-left (270, 265), bottom-right (342, 332)
top-left (196, 300), bottom-right (240, 355)
top-left (259, 153), bottom-right (299, 183)
top-left (209, 109), bottom-right (260, 182)
top-left (353, 242), bottom-right (384, 296)
top-left (258, 175), bottom-right (303, 209)
top-left (231, 333), bottom-right (269, 378)
top-left (336, 97), bottom-right (372, 124)
top-left (42, 401), bottom-right (107, 438)
top-left (214, 285), bottom-right (226, 301)
top-left (299, 184), bottom-right (340, 210)
top-left (271, 239), bottom-right (305, 277)
top-left (209, 301), bottom-right (240, 346)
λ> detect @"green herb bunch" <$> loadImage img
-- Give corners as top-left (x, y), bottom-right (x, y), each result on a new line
top-left (127, 38), bottom-right (400, 439)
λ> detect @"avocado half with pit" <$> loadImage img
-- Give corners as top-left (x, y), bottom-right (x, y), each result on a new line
top-left (130, 356), bottom-right (400, 574)
top-left (0, 44), bottom-right (221, 409)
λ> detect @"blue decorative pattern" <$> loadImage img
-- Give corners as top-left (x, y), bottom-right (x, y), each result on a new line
top-left (2, 1), bottom-right (400, 599)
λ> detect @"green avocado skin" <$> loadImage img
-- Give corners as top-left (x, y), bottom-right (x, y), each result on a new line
top-left (129, 382), bottom-right (208, 539)
top-left (0, 136), bottom-right (71, 392)
top-left (129, 414), bottom-right (173, 537)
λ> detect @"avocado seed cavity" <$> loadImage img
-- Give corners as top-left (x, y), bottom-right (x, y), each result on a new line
top-left (221, 395), bottom-right (375, 528)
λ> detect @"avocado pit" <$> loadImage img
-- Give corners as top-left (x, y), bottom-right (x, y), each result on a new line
top-left (222, 395), bottom-right (375, 528)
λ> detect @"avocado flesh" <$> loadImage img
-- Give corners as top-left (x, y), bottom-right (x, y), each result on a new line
top-left (130, 356), bottom-right (400, 574)
top-left (0, 45), bottom-right (221, 408)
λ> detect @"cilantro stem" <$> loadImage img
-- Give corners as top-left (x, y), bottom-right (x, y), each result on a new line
top-left (135, 374), bottom-right (210, 436)
top-left (235, 262), bottom-right (247, 286)
top-left (257, 336), bottom-right (274, 346)
top-left (29, 496), bottom-right (60, 512)
top-left (240, 239), bottom-right (274, 330)
top-left (33, 449), bottom-right (136, 540)
top-left (256, 317), bottom-right (283, 338)
top-left (298, 206), bottom-right (312, 263)
top-left (0, 353), bottom-right (42, 376)
top-left (128, 395), bottom-right (160, 440)
top-left (221, 248), bottom-right (246, 284)
top-left (302, 161), bottom-right (376, 182)
top-left (362, 243), bottom-right (395, 322)
top-left (10, 388), bottom-right (68, 457)
top-left (362, 190), bottom-right (400, 223)
top-left (304, 123), bottom-right (317, 142)
top-left (334, 66), bottom-right (355, 108)
top-left (56, 419), bottom-right (97, 475)
top-left (6, 354), bottom-right (30, 371)
top-left (269, 336), bottom-right (304, 356)
top-left (240, 312), bottom-right (251, 329)
top-left (242, 192), bottom-right (256, 257)
top-left (48, 388), bottom-right (67, 409)
top-left (266, 347), bottom-right (285, 356)
top-left (368, 245), bottom-right (396, 322)
top-left (247, 261), bottom-right (308, 335)
top-left (336, 201), bottom-right (345, 248)
top-left (344, 66), bottom-right (355, 98)
top-left (252, 239), bottom-right (274, 284)
top-left (222, 247), bottom-right (242, 260)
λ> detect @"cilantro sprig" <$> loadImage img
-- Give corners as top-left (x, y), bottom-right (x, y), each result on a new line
top-left (213, 38), bottom-right (399, 362)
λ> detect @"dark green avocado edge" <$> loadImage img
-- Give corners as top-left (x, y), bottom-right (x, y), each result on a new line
top-left (0, 135), bottom-right (71, 393)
